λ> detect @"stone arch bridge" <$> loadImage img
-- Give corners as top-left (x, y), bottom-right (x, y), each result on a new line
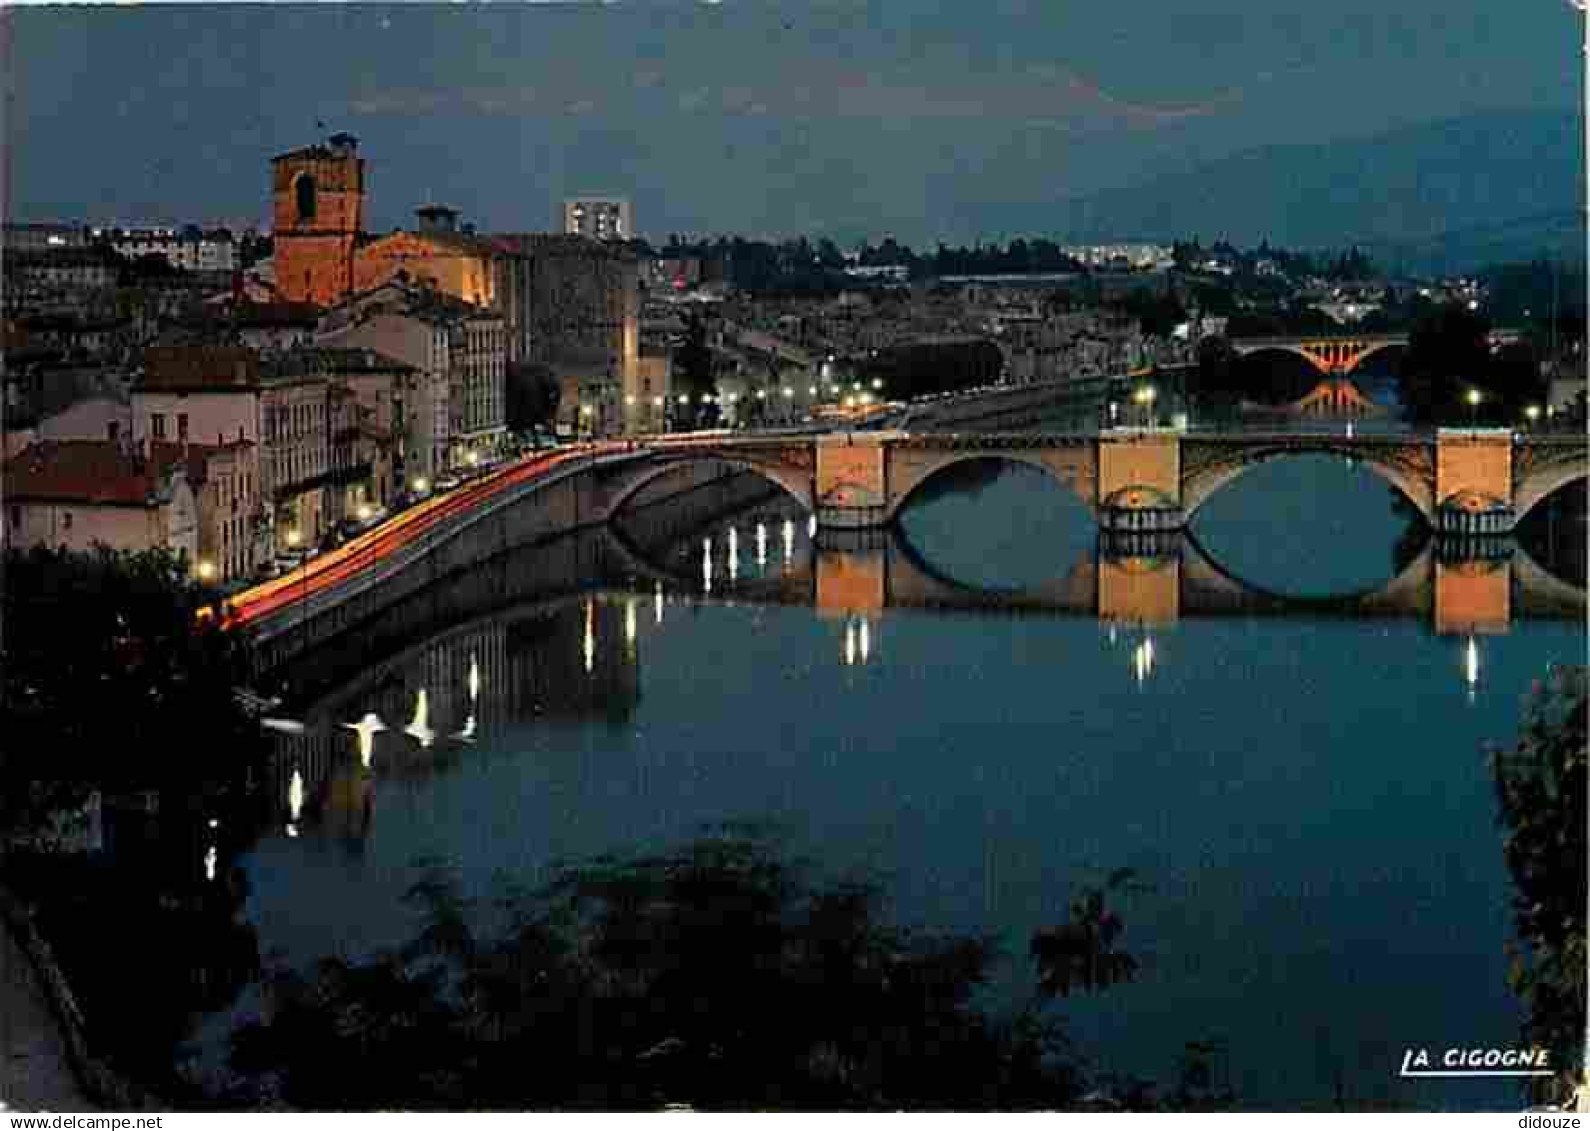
top-left (1229, 329), bottom-right (1521, 376)
top-left (615, 428), bottom-right (1586, 537)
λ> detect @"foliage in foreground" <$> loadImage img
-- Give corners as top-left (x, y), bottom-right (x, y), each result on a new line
top-left (1, 545), bottom-right (260, 842)
top-left (230, 832), bottom-right (1209, 1111)
top-left (1493, 666), bottom-right (1588, 1108)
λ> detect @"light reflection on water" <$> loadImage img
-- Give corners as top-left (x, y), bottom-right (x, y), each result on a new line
top-left (236, 458), bottom-right (1585, 1109)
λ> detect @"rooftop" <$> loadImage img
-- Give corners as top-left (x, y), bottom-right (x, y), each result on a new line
top-left (259, 345), bottom-right (416, 379)
top-left (1, 438), bottom-right (242, 506)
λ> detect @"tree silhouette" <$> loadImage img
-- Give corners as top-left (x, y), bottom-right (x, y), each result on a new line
top-left (229, 830), bottom-right (1186, 1110)
top-left (1492, 666), bottom-right (1587, 1109)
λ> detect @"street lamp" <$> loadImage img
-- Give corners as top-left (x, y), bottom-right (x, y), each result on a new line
top-left (1525, 404), bottom-right (1541, 429)
top-left (283, 527), bottom-right (308, 648)
top-left (1465, 387), bottom-right (1482, 430)
top-left (196, 559), bottom-right (216, 583)
top-left (1134, 385), bottom-right (1157, 428)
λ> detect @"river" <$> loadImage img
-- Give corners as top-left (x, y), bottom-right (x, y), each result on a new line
top-left (201, 453), bottom-right (1584, 1109)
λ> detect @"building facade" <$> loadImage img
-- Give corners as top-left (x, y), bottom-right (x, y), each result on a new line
top-left (2, 440), bottom-right (199, 563)
top-left (494, 234), bottom-right (638, 436)
top-left (109, 227), bottom-right (238, 274)
top-left (451, 307), bottom-right (508, 466)
top-left (270, 134), bottom-right (366, 308)
top-left (316, 279), bottom-right (481, 483)
top-left (561, 197), bottom-right (632, 242)
top-left (134, 345), bottom-right (340, 559)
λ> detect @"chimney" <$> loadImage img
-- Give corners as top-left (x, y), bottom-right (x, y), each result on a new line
top-left (416, 204), bottom-right (460, 235)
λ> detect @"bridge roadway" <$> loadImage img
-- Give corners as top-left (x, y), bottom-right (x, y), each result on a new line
top-left (601, 425), bottom-right (1586, 536)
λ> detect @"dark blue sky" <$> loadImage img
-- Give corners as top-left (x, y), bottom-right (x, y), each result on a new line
top-left (2, 2), bottom-right (1580, 243)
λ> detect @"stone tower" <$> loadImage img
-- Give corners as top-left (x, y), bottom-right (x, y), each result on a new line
top-left (270, 133), bottom-right (365, 307)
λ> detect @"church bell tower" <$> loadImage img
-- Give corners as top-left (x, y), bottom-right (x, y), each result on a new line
top-left (270, 132), bottom-right (365, 307)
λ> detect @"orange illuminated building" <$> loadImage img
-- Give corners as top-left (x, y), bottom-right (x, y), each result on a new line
top-left (271, 137), bottom-right (496, 311)
top-left (271, 135), bottom-right (366, 308)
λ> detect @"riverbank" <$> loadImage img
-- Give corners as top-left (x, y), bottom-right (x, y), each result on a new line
top-left (0, 912), bottom-right (96, 1112)
top-left (0, 881), bottom-right (175, 1114)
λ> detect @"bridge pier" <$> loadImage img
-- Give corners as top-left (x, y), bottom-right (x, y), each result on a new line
top-left (1435, 429), bottom-right (1515, 536)
top-left (815, 434), bottom-right (892, 529)
top-left (1097, 535), bottom-right (1181, 625)
top-left (1434, 551), bottom-right (1513, 636)
top-left (1096, 431), bottom-right (1186, 532)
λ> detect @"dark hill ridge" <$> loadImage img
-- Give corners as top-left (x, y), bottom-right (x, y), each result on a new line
top-left (967, 111), bottom-right (1582, 270)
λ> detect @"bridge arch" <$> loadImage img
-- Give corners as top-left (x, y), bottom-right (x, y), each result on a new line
top-left (1177, 528), bottom-right (1433, 616)
top-left (1181, 440), bottom-right (1436, 525)
top-left (1345, 339), bottom-right (1406, 372)
top-left (883, 447), bottom-right (1097, 524)
top-left (1236, 344), bottom-right (1334, 377)
top-left (601, 452), bottom-right (815, 520)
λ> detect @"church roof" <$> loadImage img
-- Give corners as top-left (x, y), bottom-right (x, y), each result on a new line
top-left (360, 228), bottom-right (497, 258)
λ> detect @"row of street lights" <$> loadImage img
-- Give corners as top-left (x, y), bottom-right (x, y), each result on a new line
top-left (1463, 388), bottom-right (1562, 431)
top-left (577, 378), bottom-right (889, 431)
